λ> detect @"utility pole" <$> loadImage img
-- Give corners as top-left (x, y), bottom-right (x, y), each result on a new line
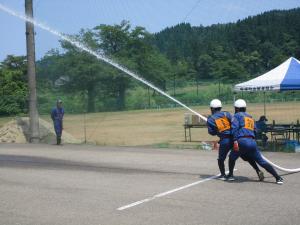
top-left (25, 0), bottom-right (39, 143)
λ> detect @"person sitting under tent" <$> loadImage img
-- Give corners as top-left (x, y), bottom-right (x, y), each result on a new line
top-left (255, 115), bottom-right (269, 147)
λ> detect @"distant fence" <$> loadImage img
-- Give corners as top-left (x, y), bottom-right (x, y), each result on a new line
top-left (1, 99), bottom-right (299, 146)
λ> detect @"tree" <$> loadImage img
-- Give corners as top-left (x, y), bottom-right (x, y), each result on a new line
top-left (94, 21), bottom-right (172, 109)
top-left (92, 21), bottom-right (135, 110)
top-left (237, 51), bottom-right (262, 75)
top-left (0, 55), bottom-right (28, 115)
top-left (212, 59), bottom-right (249, 82)
top-left (37, 49), bottom-right (64, 86)
top-left (60, 51), bottom-right (110, 113)
top-left (94, 20), bottom-right (130, 55)
top-left (195, 54), bottom-right (213, 79)
top-left (281, 33), bottom-right (300, 57)
top-left (58, 30), bottom-right (112, 112)
top-left (259, 41), bottom-right (280, 69)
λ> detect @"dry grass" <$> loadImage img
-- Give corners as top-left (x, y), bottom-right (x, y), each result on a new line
top-left (1, 102), bottom-right (299, 147)
top-left (43, 107), bottom-right (212, 146)
top-left (45, 102), bottom-right (300, 146)
top-left (0, 117), bottom-right (14, 127)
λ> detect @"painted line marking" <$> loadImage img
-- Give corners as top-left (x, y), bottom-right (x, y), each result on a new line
top-left (117, 171), bottom-right (235, 211)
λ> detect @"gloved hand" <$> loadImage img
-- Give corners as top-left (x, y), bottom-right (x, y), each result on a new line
top-left (233, 141), bottom-right (239, 152)
top-left (213, 141), bottom-right (220, 151)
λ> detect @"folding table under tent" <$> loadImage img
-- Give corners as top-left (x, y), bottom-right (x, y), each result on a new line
top-left (234, 57), bottom-right (300, 115)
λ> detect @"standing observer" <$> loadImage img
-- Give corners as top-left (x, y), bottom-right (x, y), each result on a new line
top-left (51, 99), bottom-right (64, 145)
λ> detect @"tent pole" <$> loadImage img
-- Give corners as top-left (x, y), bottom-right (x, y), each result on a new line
top-left (263, 92), bottom-right (266, 116)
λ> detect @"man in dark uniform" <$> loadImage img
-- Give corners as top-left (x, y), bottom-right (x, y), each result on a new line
top-left (256, 116), bottom-right (268, 147)
top-left (228, 99), bottom-right (283, 184)
top-left (51, 99), bottom-right (64, 145)
top-left (207, 99), bottom-right (264, 181)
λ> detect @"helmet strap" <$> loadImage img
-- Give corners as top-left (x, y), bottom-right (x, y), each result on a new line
top-left (211, 107), bottom-right (221, 114)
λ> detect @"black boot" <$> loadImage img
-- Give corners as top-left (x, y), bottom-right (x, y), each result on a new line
top-left (56, 137), bottom-right (62, 145)
top-left (247, 159), bottom-right (264, 180)
top-left (218, 159), bottom-right (225, 176)
top-left (228, 158), bottom-right (236, 176)
top-left (257, 170), bottom-right (265, 181)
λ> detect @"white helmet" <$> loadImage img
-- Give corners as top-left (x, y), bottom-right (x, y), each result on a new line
top-left (234, 99), bottom-right (247, 108)
top-left (210, 99), bottom-right (222, 108)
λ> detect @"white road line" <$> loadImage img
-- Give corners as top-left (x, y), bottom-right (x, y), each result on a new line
top-left (117, 172), bottom-right (229, 211)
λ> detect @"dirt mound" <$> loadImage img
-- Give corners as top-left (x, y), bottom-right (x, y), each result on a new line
top-left (0, 120), bottom-right (27, 143)
top-left (0, 117), bottom-right (81, 144)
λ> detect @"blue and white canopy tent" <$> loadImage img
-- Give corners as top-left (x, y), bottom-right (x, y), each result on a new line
top-left (234, 57), bottom-right (300, 115)
top-left (234, 57), bottom-right (300, 92)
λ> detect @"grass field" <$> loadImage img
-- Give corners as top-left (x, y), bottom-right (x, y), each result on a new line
top-left (1, 101), bottom-right (299, 146)
top-left (49, 101), bottom-right (300, 146)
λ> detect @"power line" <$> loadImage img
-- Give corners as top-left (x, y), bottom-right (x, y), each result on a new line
top-left (182, 0), bottom-right (202, 22)
top-left (33, 0), bottom-right (41, 11)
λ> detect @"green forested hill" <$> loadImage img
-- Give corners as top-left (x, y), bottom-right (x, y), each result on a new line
top-left (153, 8), bottom-right (300, 83)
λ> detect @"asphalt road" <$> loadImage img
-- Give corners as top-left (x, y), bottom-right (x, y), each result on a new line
top-left (0, 144), bottom-right (299, 225)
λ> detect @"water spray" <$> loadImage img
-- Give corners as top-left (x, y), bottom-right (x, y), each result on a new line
top-left (0, 3), bottom-right (299, 173)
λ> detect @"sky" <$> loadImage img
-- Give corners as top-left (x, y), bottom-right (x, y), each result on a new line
top-left (1, 0), bottom-right (300, 61)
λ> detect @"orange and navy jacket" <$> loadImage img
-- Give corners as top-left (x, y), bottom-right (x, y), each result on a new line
top-left (207, 111), bottom-right (232, 139)
top-left (231, 112), bottom-right (256, 141)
